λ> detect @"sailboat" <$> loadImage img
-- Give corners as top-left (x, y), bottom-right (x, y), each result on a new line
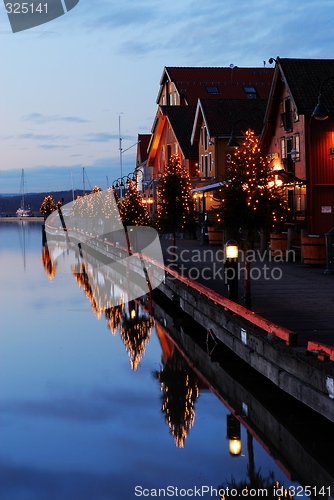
top-left (16, 169), bottom-right (33, 217)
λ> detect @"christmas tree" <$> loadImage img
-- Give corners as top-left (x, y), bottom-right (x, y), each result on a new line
top-left (213, 129), bottom-right (289, 308)
top-left (157, 155), bottom-right (196, 246)
top-left (40, 195), bottom-right (57, 219)
top-left (118, 180), bottom-right (151, 227)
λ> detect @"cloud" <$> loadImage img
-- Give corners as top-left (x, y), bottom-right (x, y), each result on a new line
top-left (22, 113), bottom-right (90, 124)
top-left (39, 144), bottom-right (70, 150)
top-left (85, 3), bottom-right (161, 30)
top-left (83, 132), bottom-right (137, 143)
top-left (83, 132), bottom-right (118, 142)
top-left (18, 133), bottom-right (67, 141)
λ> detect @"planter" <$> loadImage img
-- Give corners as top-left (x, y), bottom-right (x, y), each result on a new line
top-left (301, 235), bottom-right (326, 266)
top-left (270, 233), bottom-right (288, 257)
top-left (208, 227), bottom-right (223, 246)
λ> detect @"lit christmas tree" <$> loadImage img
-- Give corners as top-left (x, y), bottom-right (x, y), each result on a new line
top-left (86, 186), bottom-right (102, 218)
top-left (213, 129), bottom-right (289, 308)
top-left (157, 155), bottom-right (196, 246)
top-left (40, 195), bottom-right (57, 219)
top-left (118, 179), bottom-right (151, 227)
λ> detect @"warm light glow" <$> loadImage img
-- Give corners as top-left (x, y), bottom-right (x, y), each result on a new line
top-left (229, 439), bottom-right (242, 456)
top-left (130, 309), bottom-right (137, 319)
top-left (225, 240), bottom-right (238, 259)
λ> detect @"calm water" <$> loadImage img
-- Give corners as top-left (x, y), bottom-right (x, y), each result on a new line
top-left (0, 222), bottom-right (316, 499)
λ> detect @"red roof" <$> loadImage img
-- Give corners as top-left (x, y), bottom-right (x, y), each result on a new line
top-left (158, 66), bottom-right (274, 105)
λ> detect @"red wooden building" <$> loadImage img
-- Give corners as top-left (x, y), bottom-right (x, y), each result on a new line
top-left (261, 57), bottom-right (334, 235)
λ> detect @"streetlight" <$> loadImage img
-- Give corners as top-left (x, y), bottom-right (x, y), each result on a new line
top-left (112, 175), bottom-right (132, 197)
top-left (117, 114), bottom-right (141, 197)
top-left (227, 120), bottom-right (251, 148)
top-left (312, 76), bottom-right (334, 120)
top-left (224, 239), bottom-right (239, 303)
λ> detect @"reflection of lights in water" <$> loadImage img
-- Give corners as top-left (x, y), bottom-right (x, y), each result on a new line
top-left (228, 438), bottom-right (242, 456)
top-left (158, 366), bottom-right (199, 449)
top-left (41, 245), bottom-right (56, 280)
top-left (120, 306), bottom-right (153, 371)
top-left (226, 414), bottom-right (242, 456)
top-left (105, 304), bottom-right (124, 335)
top-left (72, 264), bottom-right (124, 319)
top-left (72, 263), bottom-right (103, 318)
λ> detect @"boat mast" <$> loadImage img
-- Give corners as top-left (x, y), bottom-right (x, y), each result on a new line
top-left (20, 169), bottom-right (25, 209)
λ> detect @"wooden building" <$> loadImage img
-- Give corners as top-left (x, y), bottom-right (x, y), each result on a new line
top-left (261, 57), bottom-right (334, 235)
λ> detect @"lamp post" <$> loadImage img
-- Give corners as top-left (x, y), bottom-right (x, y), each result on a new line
top-left (227, 120), bottom-right (251, 148)
top-left (224, 239), bottom-right (239, 303)
top-left (112, 175), bottom-right (131, 197)
top-left (312, 76), bottom-right (334, 120)
top-left (117, 114), bottom-right (141, 197)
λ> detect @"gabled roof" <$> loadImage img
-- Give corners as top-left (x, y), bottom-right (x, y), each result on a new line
top-left (147, 106), bottom-right (198, 165)
top-left (191, 99), bottom-right (267, 143)
top-left (261, 57), bottom-right (334, 147)
top-left (157, 66), bottom-right (274, 105)
top-left (161, 105), bottom-right (198, 159)
top-left (278, 58), bottom-right (334, 114)
top-left (137, 134), bottom-right (151, 162)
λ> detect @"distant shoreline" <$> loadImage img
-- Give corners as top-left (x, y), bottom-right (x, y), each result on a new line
top-left (0, 217), bottom-right (44, 222)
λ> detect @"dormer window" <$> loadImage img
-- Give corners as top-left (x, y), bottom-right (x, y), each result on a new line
top-left (206, 86), bottom-right (220, 94)
top-left (244, 86), bottom-right (257, 99)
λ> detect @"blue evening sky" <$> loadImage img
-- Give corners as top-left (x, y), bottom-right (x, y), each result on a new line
top-left (0, 0), bottom-right (333, 194)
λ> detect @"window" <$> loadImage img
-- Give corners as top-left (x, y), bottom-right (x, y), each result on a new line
top-left (209, 152), bottom-right (212, 173)
top-left (280, 137), bottom-right (286, 161)
top-left (206, 86), bottom-right (220, 94)
top-left (201, 126), bottom-right (209, 150)
top-left (280, 98), bottom-right (292, 131)
top-left (244, 86), bottom-right (257, 99)
top-left (161, 146), bottom-right (165, 166)
top-left (294, 134), bottom-right (300, 161)
top-left (280, 134), bottom-right (300, 173)
top-left (167, 144), bottom-right (172, 161)
top-left (204, 155), bottom-right (209, 177)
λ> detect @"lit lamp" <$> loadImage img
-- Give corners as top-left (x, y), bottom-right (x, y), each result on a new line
top-left (226, 414), bottom-right (242, 456)
top-left (224, 240), bottom-right (239, 303)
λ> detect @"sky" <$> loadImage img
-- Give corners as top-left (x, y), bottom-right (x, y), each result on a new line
top-left (0, 0), bottom-right (334, 194)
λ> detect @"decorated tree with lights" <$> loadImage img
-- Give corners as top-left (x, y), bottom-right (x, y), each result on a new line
top-left (213, 129), bottom-right (289, 308)
top-left (40, 195), bottom-right (57, 219)
top-left (156, 155), bottom-right (196, 246)
top-left (118, 180), bottom-right (151, 227)
top-left (86, 186), bottom-right (103, 218)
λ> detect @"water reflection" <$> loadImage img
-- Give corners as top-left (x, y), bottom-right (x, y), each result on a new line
top-left (120, 301), bottom-right (153, 370)
top-left (8, 224), bottom-right (327, 498)
top-left (41, 244), bottom-right (56, 280)
top-left (153, 327), bottom-right (199, 448)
